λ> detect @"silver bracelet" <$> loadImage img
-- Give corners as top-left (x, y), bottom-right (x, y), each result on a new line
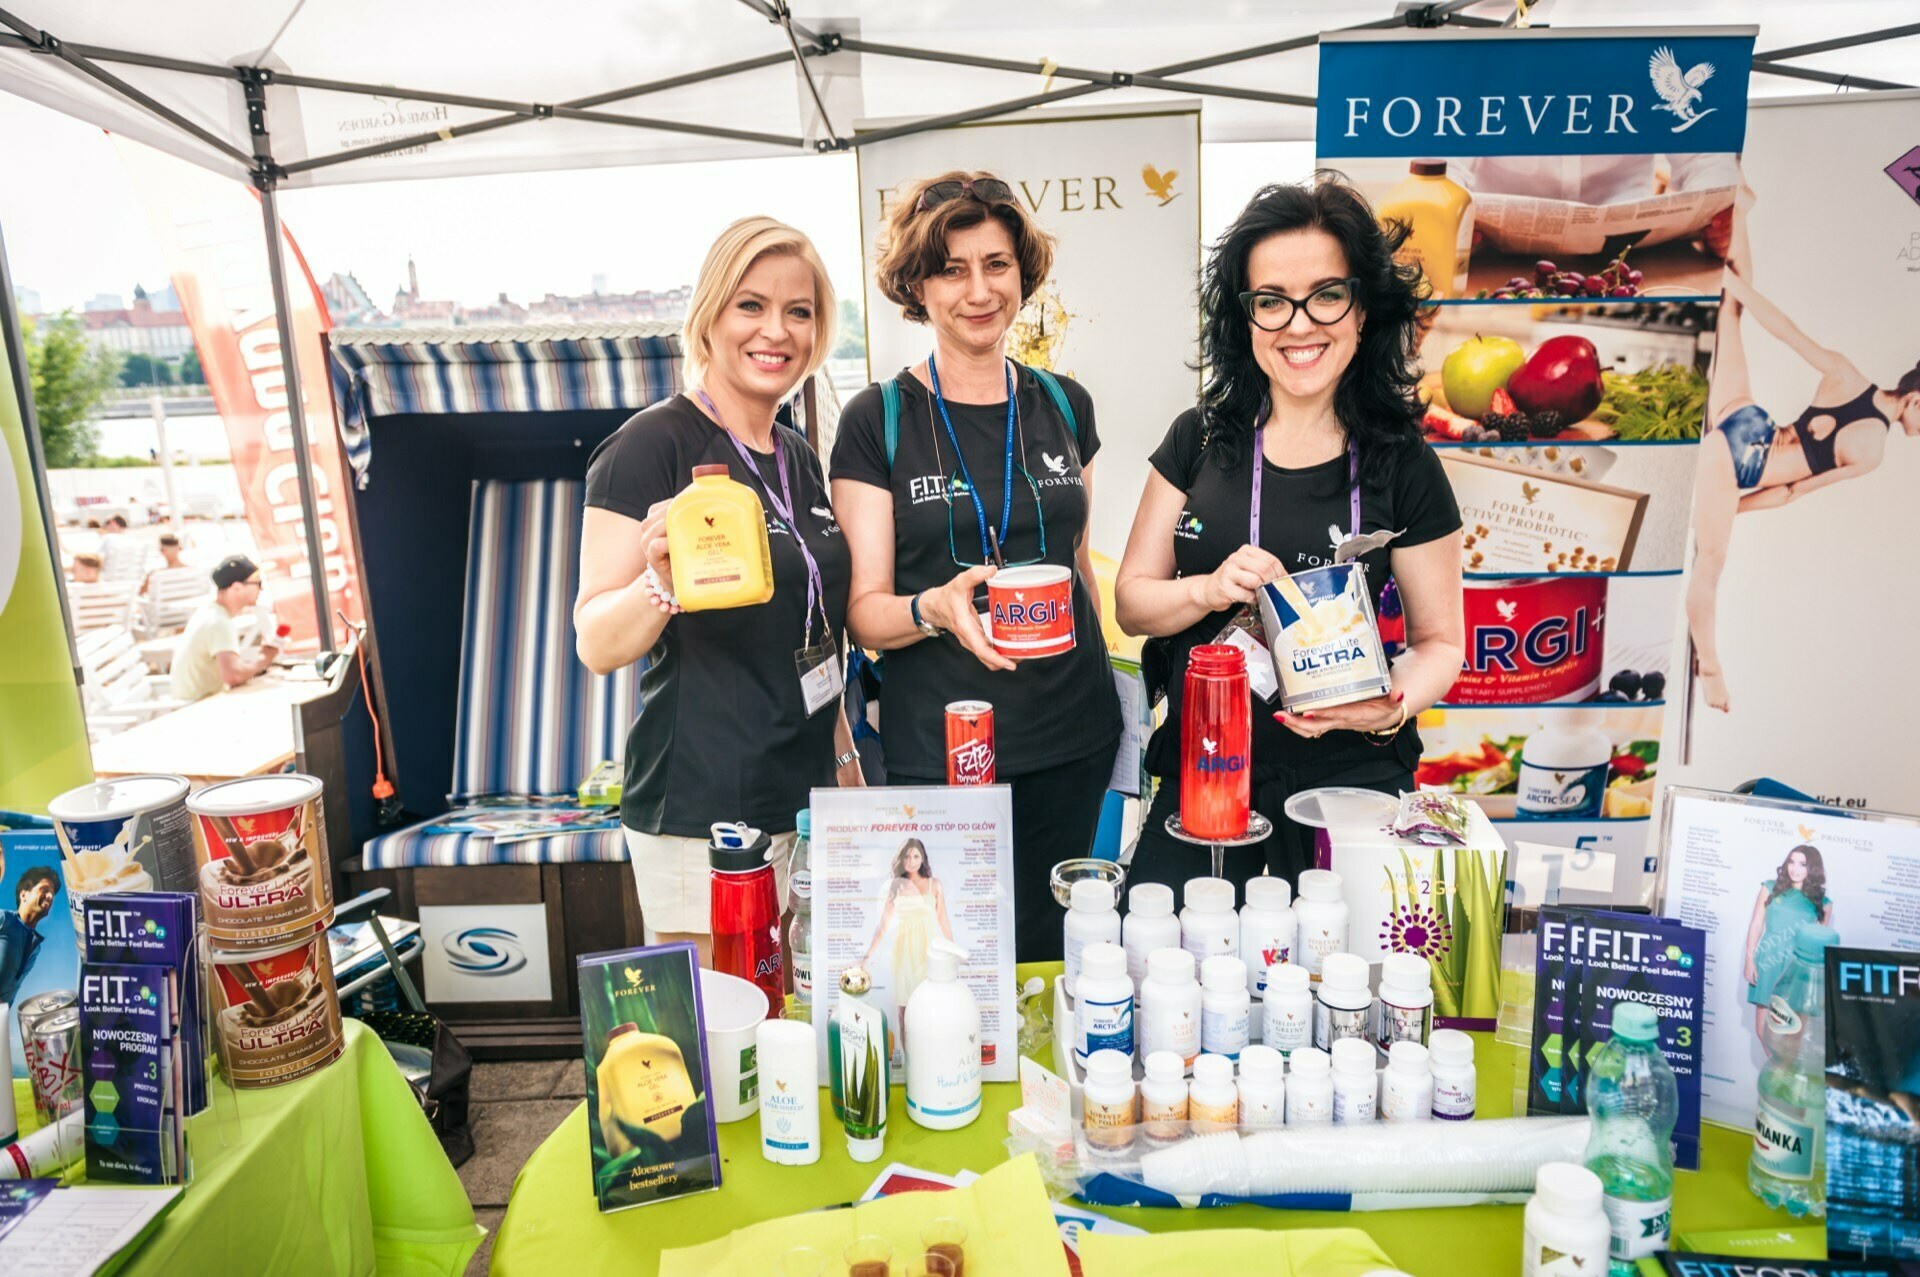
top-left (835, 749), bottom-right (860, 768)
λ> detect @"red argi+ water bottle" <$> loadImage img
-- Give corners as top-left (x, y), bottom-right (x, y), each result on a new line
top-left (1181, 643), bottom-right (1252, 840)
top-left (709, 822), bottom-right (786, 1019)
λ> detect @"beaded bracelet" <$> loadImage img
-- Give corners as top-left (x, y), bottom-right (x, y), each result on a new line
top-left (641, 566), bottom-right (681, 615)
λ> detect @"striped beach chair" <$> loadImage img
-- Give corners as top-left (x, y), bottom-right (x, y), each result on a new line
top-left (362, 478), bottom-right (642, 869)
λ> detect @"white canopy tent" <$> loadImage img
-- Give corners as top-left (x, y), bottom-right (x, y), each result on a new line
top-left (1, 0), bottom-right (1914, 647)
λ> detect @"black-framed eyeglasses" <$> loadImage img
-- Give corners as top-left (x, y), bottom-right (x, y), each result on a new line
top-left (1238, 278), bottom-right (1361, 331)
top-left (915, 177), bottom-right (1016, 214)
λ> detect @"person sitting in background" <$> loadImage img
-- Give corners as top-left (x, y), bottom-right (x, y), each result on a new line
top-left (69, 551), bottom-right (102, 583)
top-left (170, 555), bottom-right (280, 701)
top-left (140, 532), bottom-right (189, 595)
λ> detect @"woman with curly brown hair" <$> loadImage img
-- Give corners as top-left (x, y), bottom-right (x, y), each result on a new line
top-left (831, 171), bottom-right (1121, 962)
top-left (1743, 844), bottom-right (1833, 1039)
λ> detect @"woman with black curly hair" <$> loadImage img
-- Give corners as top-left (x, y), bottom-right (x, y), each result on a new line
top-left (1115, 175), bottom-right (1465, 901)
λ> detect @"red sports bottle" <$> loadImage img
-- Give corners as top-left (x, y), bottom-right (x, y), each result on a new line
top-left (1181, 644), bottom-right (1251, 840)
top-left (945, 700), bottom-right (996, 786)
top-left (708, 823), bottom-right (786, 1018)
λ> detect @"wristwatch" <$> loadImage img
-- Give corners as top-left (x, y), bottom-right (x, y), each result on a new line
top-left (835, 749), bottom-right (861, 769)
top-left (909, 591), bottom-right (942, 639)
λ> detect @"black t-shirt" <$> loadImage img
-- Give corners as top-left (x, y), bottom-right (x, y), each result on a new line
top-left (585, 394), bottom-right (851, 837)
top-left (831, 367), bottom-right (1122, 777)
top-left (1145, 408), bottom-right (1462, 778)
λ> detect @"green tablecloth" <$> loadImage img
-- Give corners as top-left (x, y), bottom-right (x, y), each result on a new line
top-left (493, 964), bottom-right (1805, 1277)
top-left (12, 1019), bottom-right (483, 1277)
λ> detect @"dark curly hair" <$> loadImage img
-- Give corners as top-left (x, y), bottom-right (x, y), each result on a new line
top-left (1195, 171), bottom-right (1429, 491)
top-left (1768, 844), bottom-right (1827, 910)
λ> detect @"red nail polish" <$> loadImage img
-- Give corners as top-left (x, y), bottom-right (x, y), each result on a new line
top-left (1394, 691), bottom-right (1407, 703)
top-left (1274, 713), bottom-right (1289, 723)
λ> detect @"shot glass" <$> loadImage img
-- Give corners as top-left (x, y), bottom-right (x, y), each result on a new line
top-left (844, 1235), bottom-right (893, 1277)
top-left (919, 1218), bottom-right (967, 1277)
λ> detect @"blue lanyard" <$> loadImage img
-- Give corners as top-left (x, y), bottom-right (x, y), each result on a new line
top-left (927, 354), bottom-right (1016, 568)
top-left (1248, 398), bottom-right (1361, 549)
top-left (695, 390), bottom-right (827, 642)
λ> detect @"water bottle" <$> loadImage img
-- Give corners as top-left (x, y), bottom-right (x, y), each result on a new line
top-left (709, 822), bottom-right (786, 1020)
top-left (1749, 923), bottom-right (1840, 1215)
top-left (787, 809), bottom-right (814, 1022)
top-left (1583, 1002), bottom-right (1678, 1274)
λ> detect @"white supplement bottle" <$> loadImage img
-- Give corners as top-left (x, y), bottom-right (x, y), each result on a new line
top-left (1517, 721), bottom-right (1614, 819)
top-left (1313, 953), bottom-right (1374, 1051)
top-left (1236, 1044), bottom-right (1286, 1130)
top-left (1262, 962), bottom-right (1315, 1058)
top-left (1063, 878), bottom-right (1120, 999)
top-left (1123, 883), bottom-right (1182, 985)
top-left (1139, 1050), bottom-right (1189, 1147)
top-left (1330, 1038), bottom-right (1378, 1124)
top-left (1074, 942), bottom-right (1134, 1068)
top-left (1239, 876), bottom-right (1296, 1001)
top-left (1379, 1040), bottom-right (1433, 1123)
top-left (1138, 947), bottom-right (1201, 1071)
top-left (1521, 1162), bottom-right (1612, 1277)
top-left (1199, 955), bottom-right (1251, 1060)
top-left (756, 1019), bottom-right (821, 1165)
top-left (1293, 869), bottom-right (1349, 979)
top-left (904, 939), bottom-right (983, 1130)
top-left (1180, 877), bottom-right (1239, 964)
top-left (1082, 1049), bottom-right (1137, 1154)
top-left (1188, 1053), bottom-right (1239, 1133)
top-left (1429, 1028), bottom-right (1477, 1121)
top-left (1377, 952), bottom-right (1435, 1050)
top-left (1286, 1047), bottom-right (1334, 1125)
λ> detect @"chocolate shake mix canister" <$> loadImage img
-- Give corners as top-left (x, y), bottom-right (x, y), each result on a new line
top-left (186, 774), bottom-right (332, 950)
top-left (209, 929), bottom-right (344, 1088)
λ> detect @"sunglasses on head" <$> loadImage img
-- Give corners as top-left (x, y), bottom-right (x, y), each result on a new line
top-left (1238, 278), bottom-right (1362, 332)
top-left (914, 177), bottom-right (1016, 214)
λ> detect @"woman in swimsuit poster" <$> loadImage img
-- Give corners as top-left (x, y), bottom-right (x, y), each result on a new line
top-left (1688, 186), bottom-right (1920, 712)
top-left (1742, 844), bottom-right (1833, 1040)
top-left (860, 837), bottom-right (954, 1060)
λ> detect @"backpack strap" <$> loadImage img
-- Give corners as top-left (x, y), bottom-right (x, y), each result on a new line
top-left (881, 376), bottom-right (903, 468)
top-left (1023, 364), bottom-right (1084, 457)
top-left (888, 364), bottom-right (1083, 466)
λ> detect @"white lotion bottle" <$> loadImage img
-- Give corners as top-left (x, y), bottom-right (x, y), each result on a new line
top-left (1123, 883), bottom-right (1181, 985)
top-left (1189, 1053), bottom-right (1239, 1133)
top-left (1199, 955), bottom-right (1251, 1061)
top-left (905, 939), bottom-right (982, 1130)
top-left (1522, 1162), bottom-right (1612, 1277)
top-left (1330, 1038), bottom-right (1378, 1124)
top-left (1429, 1028), bottom-right (1477, 1121)
top-left (1286, 1048), bottom-right (1333, 1125)
top-left (1377, 952), bottom-right (1435, 1050)
top-left (1239, 876), bottom-right (1295, 1002)
top-left (1082, 1048), bottom-right (1136, 1154)
top-left (1074, 942), bottom-right (1135, 1068)
top-left (757, 1018), bottom-right (821, 1164)
top-left (1236, 1044), bottom-right (1286, 1131)
top-left (1293, 869), bottom-right (1349, 979)
top-left (1063, 878), bottom-right (1120, 999)
top-left (1180, 877), bottom-right (1239, 964)
top-left (1379, 1040), bottom-right (1433, 1123)
top-left (1139, 1050), bottom-right (1189, 1147)
top-left (1314, 953), bottom-right (1374, 1051)
top-left (1138, 947), bottom-right (1202, 1071)
top-left (1262, 962), bottom-right (1314, 1058)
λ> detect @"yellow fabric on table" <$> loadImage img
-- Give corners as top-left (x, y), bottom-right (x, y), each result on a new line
top-left (1079, 1226), bottom-right (1395, 1276)
top-left (659, 1154), bottom-right (1068, 1277)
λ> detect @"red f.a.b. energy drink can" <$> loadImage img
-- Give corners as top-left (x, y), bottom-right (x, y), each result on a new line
top-left (945, 701), bottom-right (996, 786)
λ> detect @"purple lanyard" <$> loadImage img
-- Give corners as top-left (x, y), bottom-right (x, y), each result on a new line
top-left (1248, 398), bottom-right (1361, 549)
top-left (696, 390), bottom-right (827, 642)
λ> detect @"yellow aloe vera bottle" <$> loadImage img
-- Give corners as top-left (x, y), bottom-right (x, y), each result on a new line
top-left (1379, 159), bottom-right (1474, 299)
top-left (666, 463), bottom-right (774, 610)
top-left (597, 1021), bottom-right (698, 1153)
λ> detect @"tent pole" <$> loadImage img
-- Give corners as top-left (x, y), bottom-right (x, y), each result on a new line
top-left (1758, 21), bottom-right (1920, 61)
top-left (769, 1), bottom-right (840, 148)
top-left (1748, 59), bottom-right (1909, 91)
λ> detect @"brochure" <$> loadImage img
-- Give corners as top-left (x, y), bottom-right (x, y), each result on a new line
top-left (1656, 1256), bottom-right (1904, 1277)
top-left (79, 962), bottom-right (175, 1186)
top-left (1825, 947), bottom-right (1920, 1263)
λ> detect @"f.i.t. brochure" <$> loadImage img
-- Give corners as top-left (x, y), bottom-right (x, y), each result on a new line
top-left (1825, 946), bottom-right (1920, 1263)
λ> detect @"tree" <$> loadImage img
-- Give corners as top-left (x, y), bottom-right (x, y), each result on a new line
top-left (832, 297), bottom-right (866, 360)
top-left (23, 313), bottom-right (116, 468)
top-left (179, 348), bottom-right (205, 384)
top-left (119, 351), bottom-right (174, 388)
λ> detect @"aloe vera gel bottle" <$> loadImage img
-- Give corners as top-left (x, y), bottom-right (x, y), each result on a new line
top-left (833, 965), bottom-right (890, 1162)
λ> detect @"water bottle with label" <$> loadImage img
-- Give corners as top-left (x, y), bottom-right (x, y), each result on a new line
top-left (1749, 923), bottom-right (1840, 1216)
top-left (787, 809), bottom-right (814, 1022)
top-left (1582, 1002), bottom-right (1678, 1274)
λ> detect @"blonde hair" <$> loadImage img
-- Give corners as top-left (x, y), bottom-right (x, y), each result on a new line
top-left (681, 216), bottom-right (837, 389)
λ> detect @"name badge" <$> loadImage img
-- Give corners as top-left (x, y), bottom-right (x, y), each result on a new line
top-left (796, 641), bottom-right (843, 717)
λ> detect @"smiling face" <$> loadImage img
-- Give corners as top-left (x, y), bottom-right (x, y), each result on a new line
top-left (1245, 228), bottom-right (1364, 409)
top-left (702, 251), bottom-right (818, 409)
top-left (18, 877), bottom-right (55, 927)
top-left (901, 845), bottom-right (924, 876)
top-left (917, 219), bottom-right (1023, 363)
top-left (1786, 849), bottom-right (1808, 885)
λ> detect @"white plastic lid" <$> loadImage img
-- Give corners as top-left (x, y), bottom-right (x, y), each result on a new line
top-left (1296, 869), bottom-right (1343, 903)
top-left (1330, 1038), bottom-right (1375, 1075)
top-left (1381, 953), bottom-right (1432, 991)
top-left (1200, 955), bottom-right (1248, 993)
top-left (47, 773), bottom-right (189, 821)
top-left (1238, 1044), bottom-right (1284, 1082)
top-left (187, 772), bottom-right (322, 816)
top-left (1071, 878), bottom-right (1116, 912)
top-left (1082, 942), bottom-right (1128, 984)
top-left (1183, 877), bottom-right (1234, 914)
top-left (1144, 1051), bottom-right (1185, 1084)
top-left (1193, 1053), bottom-right (1234, 1087)
top-left (1243, 876), bottom-right (1292, 912)
top-left (927, 938), bottom-right (967, 982)
top-left (1130, 882), bottom-right (1175, 917)
top-left (755, 1018), bottom-right (818, 1084)
top-left (1147, 947), bottom-right (1196, 984)
top-left (1429, 1028), bottom-right (1475, 1068)
top-left (1534, 1161), bottom-right (1604, 1217)
top-left (1387, 1040), bottom-right (1430, 1074)
top-left (1321, 953), bottom-right (1369, 992)
top-left (847, 1133), bottom-right (884, 1163)
top-left (1282, 787), bottom-right (1399, 830)
top-left (1267, 962), bottom-right (1311, 997)
top-left (1290, 1047), bottom-right (1330, 1076)
top-left (1086, 1049), bottom-right (1132, 1083)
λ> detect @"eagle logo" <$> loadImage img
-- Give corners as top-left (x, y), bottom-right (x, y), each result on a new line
top-left (811, 504), bottom-right (831, 519)
top-left (1141, 163), bottom-right (1181, 207)
top-left (1495, 598), bottom-right (1519, 623)
top-left (1202, 735), bottom-right (1218, 755)
top-left (1797, 824), bottom-right (1816, 842)
top-left (1042, 450), bottom-right (1068, 476)
top-left (1649, 47), bottom-right (1716, 132)
top-left (902, 804), bottom-right (916, 818)
top-left (703, 515), bottom-right (716, 527)
top-left (1521, 481), bottom-right (1542, 504)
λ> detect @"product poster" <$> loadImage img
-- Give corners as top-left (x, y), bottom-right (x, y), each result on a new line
top-left (1316, 27), bottom-right (1754, 893)
top-left (3, 832), bottom-right (80, 1079)
top-left (811, 785), bottom-right (1017, 1083)
top-left (1657, 789), bottom-right (1920, 1132)
top-left (577, 942), bottom-right (720, 1213)
top-left (1825, 946), bottom-right (1920, 1262)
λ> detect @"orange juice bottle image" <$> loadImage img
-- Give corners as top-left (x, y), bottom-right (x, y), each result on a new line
top-left (1378, 159), bottom-right (1474, 299)
top-left (666, 463), bottom-right (774, 610)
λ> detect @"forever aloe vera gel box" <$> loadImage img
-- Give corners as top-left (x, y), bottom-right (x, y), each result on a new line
top-left (578, 943), bottom-right (720, 1211)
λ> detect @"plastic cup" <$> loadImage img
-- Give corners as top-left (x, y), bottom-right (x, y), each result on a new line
top-left (844, 1235), bottom-right (893, 1277)
top-left (697, 967), bottom-right (768, 1122)
top-left (919, 1218), bottom-right (967, 1277)
top-left (779, 1246), bottom-right (826, 1277)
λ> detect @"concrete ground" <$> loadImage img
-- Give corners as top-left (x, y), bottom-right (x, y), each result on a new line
top-left (458, 1059), bottom-right (585, 1276)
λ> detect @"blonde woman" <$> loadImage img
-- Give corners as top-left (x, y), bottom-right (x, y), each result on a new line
top-left (577, 216), bottom-right (862, 961)
top-left (860, 838), bottom-right (955, 1059)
